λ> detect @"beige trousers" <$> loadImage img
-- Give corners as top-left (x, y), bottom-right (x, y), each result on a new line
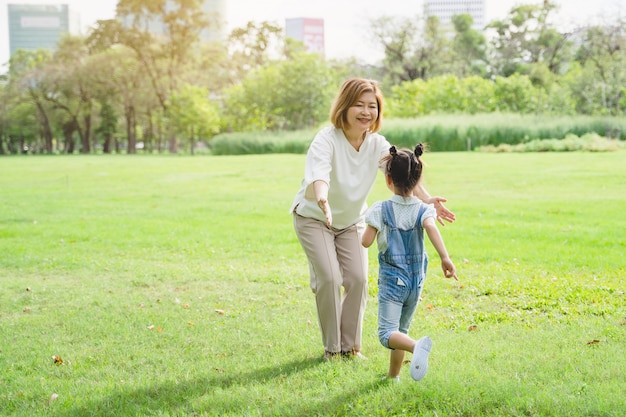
top-left (293, 213), bottom-right (369, 353)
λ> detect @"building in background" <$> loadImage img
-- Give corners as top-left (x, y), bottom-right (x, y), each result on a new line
top-left (119, 0), bottom-right (227, 43)
top-left (423, 0), bottom-right (486, 31)
top-left (199, 0), bottom-right (226, 42)
top-left (285, 17), bottom-right (325, 57)
top-left (7, 3), bottom-right (78, 56)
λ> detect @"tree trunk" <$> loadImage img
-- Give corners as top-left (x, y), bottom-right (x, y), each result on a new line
top-left (125, 105), bottom-right (136, 154)
top-left (33, 99), bottom-right (54, 154)
top-left (63, 121), bottom-right (76, 154)
top-left (103, 135), bottom-right (112, 154)
top-left (169, 136), bottom-right (178, 153)
top-left (0, 133), bottom-right (5, 155)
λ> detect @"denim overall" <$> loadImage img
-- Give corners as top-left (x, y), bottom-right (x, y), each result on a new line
top-left (377, 200), bottom-right (429, 348)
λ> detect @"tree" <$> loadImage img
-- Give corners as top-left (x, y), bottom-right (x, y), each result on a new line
top-left (6, 49), bottom-right (57, 153)
top-left (168, 84), bottom-right (220, 154)
top-left (450, 14), bottom-right (487, 77)
top-left (387, 75), bottom-right (496, 117)
top-left (226, 21), bottom-right (285, 82)
top-left (95, 101), bottom-right (118, 153)
top-left (0, 77), bottom-right (8, 154)
top-left (98, 0), bottom-right (213, 152)
top-left (486, 1), bottom-right (573, 77)
top-left (573, 20), bottom-right (626, 115)
top-left (43, 35), bottom-right (97, 153)
top-left (222, 53), bottom-right (336, 132)
top-left (493, 73), bottom-right (537, 113)
top-left (370, 15), bottom-right (449, 86)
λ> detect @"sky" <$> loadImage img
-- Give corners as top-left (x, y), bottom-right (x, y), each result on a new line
top-left (1, 0), bottom-right (624, 69)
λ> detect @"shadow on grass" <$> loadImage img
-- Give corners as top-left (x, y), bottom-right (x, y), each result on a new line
top-left (60, 355), bottom-right (388, 416)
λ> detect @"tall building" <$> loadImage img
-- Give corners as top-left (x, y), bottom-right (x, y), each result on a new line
top-left (423, 0), bottom-right (486, 31)
top-left (7, 3), bottom-right (78, 56)
top-left (285, 17), bottom-right (325, 57)
top-left (119, 0), bottom-right (227, 44)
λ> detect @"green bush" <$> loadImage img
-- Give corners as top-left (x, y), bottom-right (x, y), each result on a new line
top-left (210, 129), bottom-right (317, 155)
top-left (381, 114), bottom-right (626, 151)
top-left (476, 133), bottom-right (625, 152)
top-left (208, 114), bottom-right (625, 154)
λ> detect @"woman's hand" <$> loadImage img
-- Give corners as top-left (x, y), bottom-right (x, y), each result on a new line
top-left (428, 196), bottom-right (456, 226)
top-left (318, 198), bottom-right (332, 227)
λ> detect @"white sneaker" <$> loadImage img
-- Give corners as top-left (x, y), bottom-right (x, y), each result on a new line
top-left (410, 336), bottom-right (432, 381)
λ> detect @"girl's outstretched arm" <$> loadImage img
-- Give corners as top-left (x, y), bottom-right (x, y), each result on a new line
top-left (423, 218), bottom-right (458, 280)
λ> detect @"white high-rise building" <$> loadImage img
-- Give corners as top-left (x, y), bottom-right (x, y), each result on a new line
top-left (424, 0), bottom-right (486, 30)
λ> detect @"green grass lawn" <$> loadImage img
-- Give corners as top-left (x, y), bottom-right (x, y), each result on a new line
top-left (1, 151), bottom-right (624, 417)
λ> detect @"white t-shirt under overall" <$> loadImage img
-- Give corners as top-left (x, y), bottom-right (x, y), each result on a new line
top-left (365, 195), bottom-right (437, 254)
top-left (290, 126), bottom-right (390, 229)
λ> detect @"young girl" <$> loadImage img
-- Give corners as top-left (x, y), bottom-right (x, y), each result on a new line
top-left (362, 144), bottom-right (458, 381)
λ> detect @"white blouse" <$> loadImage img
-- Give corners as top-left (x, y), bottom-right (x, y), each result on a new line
top-left (290, 126), bottom-right (390, 229)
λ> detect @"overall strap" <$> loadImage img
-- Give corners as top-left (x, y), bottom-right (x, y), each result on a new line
top-left (414, 204), bottom-right (428, 228)
top-left (381, 200), bottom-right (396, 228)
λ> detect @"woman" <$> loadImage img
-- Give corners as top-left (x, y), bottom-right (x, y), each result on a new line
top-left (290, 77), bottom-right (454, 361)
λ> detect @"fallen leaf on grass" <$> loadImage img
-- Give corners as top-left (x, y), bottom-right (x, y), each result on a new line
top-left (586, 339), bottom-right (600, 345)
top-left (23, 306), bottom-right (31, 313)
top-left (425, 304), bottom-right (435, 310)
top-left (215, 309), bottom-right (225, 315)
top-left (49, 393), bottom-right (59, 405)
top-left (52, 356), bottom-right (63, 365)
top-left (182, 303), bottom-right (190, 309)
top-left (468, 325), bottom-right (478, 332)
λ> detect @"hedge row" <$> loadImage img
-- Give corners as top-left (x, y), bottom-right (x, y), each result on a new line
top-left (209, 114), bottom-right (625, 155)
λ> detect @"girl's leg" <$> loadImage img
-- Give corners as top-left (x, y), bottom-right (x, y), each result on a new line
top-left (386, 285), bottom-right (420, 376)
top-left (387, 332), bottom-right (416, 377)
top-left (379, 287), bottom-right (410, 377)
top-left (388, 331), bottom-right (417, 351)
top-left (293, 214), bottom-right (343, 354)
top-left (334, 222), bottom-right (368, 353)
top-left (389, 348), bottom-right (406, 378)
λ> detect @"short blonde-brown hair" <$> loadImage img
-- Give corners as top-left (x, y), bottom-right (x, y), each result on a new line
top-left (329, 78), bottom-right (384, 133)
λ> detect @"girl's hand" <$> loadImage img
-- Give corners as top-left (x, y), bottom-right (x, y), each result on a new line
top-left (428, 196), bottom-right (456, 226)
top-left (441, 258), bottom-right (458, 281)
